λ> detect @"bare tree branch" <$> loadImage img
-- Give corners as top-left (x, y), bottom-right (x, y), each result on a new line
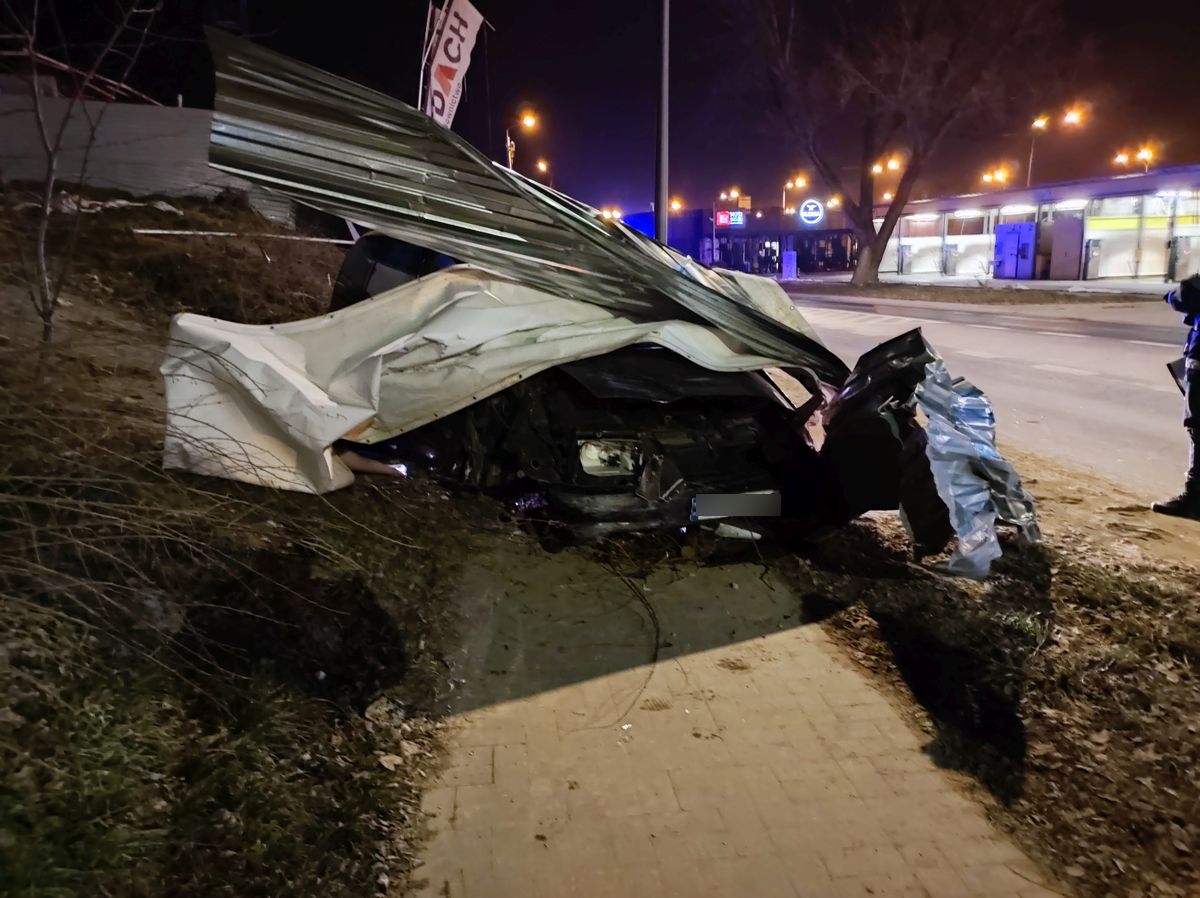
top-left (753, 0), bottom-right (1071, 284)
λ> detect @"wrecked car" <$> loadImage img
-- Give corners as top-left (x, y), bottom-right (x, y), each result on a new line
top-left (161, 31), bottom-right (1039, 576)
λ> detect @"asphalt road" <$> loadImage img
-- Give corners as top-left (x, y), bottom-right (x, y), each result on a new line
top-left (786, 290), bottom-right (1192, 501)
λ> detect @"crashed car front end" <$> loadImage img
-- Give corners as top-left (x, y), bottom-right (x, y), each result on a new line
top-left (333, 343), bottom-right (835, 539)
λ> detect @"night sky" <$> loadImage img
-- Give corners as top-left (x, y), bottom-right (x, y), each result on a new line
top-left (77, 0), bottom-right (1200, 213)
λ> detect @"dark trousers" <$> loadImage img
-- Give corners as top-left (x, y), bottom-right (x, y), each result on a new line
top-left (1187, 368), bottom-right (1199, 490)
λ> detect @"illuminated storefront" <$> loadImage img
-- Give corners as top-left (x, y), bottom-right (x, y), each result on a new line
top-left (877, 164), bottom-right (1200, 282)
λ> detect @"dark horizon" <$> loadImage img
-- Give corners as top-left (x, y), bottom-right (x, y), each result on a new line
top-left (41, 0), bottom-right (1200, 215)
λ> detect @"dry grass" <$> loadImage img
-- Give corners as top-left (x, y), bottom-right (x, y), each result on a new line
top-left (0, 191), bottom-right (480, 897)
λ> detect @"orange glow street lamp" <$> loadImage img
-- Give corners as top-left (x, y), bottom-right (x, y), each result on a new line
top-left (782, 176), bottom-right (807, 207)
top-left (1026, 110), bottom-right (1082, 186)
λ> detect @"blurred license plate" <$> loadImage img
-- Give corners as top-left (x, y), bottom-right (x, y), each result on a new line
top-left (691, 491), bottom-right (781, 521)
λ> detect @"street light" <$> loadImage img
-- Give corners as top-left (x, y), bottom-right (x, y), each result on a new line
top-left (505, 110), bottom-right (538, 169)
top-left (536, 158), bottom-right (548, 174)
top-left (1113, 151), bottom-right (1130, 165)
top-left (983, 168), bottom-right (1008, 185)
top-left (886, 157), bottom-right (901, 171)
top-left (827, 196), bottom-right (841, 208)
top-left (1026, 110), bottom-right (1082, 186)
top-left (882, 191), bottom-right (894, 201)
top-left (1027, 116), bottom-right (1048, 186)
top-left (871, 163), bottom-right (884, 175)
top-left (1136, 147), bottom-right (1154, 172)
top-left (670, 197), bottom-right (684, 212)
top-left (782, 176), bottom-right (807, 207)
top-left (729, 188), bottom-right (740, 200)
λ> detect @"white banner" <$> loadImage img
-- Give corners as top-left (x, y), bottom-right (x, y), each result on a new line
top-left (423, 0), bottom-right (483, 129)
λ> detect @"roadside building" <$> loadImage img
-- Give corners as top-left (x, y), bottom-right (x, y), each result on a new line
top-left (628, 164), bottom-right (1200, 283)
top-left (625, 199), bottom-right (856, 275)
top-left (879, 164), bottom-right (1200, 284)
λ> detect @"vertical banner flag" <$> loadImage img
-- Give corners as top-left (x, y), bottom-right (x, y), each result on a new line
top-left (423, 0), bottom-right (483, 129)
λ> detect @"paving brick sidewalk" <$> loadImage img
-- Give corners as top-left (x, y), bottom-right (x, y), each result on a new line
top-left (413, 540), bottom-right (1065, 898)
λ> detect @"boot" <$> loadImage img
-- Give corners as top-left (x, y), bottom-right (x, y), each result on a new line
top-left (1151, 485), bottom-right (1200, 520)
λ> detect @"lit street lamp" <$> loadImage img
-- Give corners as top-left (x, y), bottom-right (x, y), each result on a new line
top-left (505, 110), bottom-right (538, 169)
top-left (871, 163), bottom-right (884, 175)
top-left (886, 157), bottom-right (900, 171)
top-left (827, 196), bottom-right (841, 208)
top-left (782, 176), bottom-right (806, 207)
top-left (1026, 110), bottom-right (1081, 187)
top-left (982, 168), bottom-right (1009, 185)
top-left (670, 197), bottom-right (684, 212)
top-left (882, 191), bottom-right (893, 201)
top-left (1027, 116), bottom-right (1048, 186)
top-left (1114, 147), bottom-right (1155, 173)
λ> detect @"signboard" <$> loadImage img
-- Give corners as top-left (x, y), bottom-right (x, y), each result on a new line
top-left (715, 209), bottom-right (746, 228)
top-left (715, 210), bottom-right (731, 227)
top-left (423, 0), bottom-right (483, 129)
top-left (798, 199), bottom-right (824, 225)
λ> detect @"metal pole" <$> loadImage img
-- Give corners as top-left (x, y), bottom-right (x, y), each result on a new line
top-left (1026, 134), bottom-right (1036, 187)
top-left (711, 202), bottom-right (716, 265)
top-left (654, 0), bottom-right (669, 243)
top-left (505, 128), bottom-right (515, 169)
top-left (418, 1), bottom-right (433, 109)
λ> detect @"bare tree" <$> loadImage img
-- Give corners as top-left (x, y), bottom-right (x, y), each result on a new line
top-left (757, 0), bottom-right (1068, 285)
top-left (1, 0), bottom-right (159, 346)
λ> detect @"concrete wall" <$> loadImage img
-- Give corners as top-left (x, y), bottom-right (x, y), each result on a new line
top-left (0, 95), bottom-right (293, 223)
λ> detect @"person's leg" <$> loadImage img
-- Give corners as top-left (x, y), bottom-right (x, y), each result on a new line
top-left (1153, 369), bottom-right (1200, 518)
top-left (1186, 369), bottom-right (1199, 492)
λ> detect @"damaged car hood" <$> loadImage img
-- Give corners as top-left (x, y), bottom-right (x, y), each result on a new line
top-left (162, 268), bottom-right (811, 493)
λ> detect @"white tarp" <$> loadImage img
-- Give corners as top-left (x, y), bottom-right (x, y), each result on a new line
top-left (161, 267), bottom-right (811, 493)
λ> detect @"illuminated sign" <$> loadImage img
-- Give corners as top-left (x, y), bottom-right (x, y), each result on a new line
top-left (716, 210), bottom-right (731, 227)
top-left (799, 199), bottom-right (825, 225)
top-left (729, 210), bottom-right (745, 226)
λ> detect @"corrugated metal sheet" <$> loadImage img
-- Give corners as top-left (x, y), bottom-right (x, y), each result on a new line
top-left (205, 29), bottom-right (849, 389)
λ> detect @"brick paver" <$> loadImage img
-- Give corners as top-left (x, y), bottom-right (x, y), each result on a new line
top-left (412, 540), bottom-right (1065, 898)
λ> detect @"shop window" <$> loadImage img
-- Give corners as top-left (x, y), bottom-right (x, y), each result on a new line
top-left (1090, 196), bottom-right (1140, 218)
